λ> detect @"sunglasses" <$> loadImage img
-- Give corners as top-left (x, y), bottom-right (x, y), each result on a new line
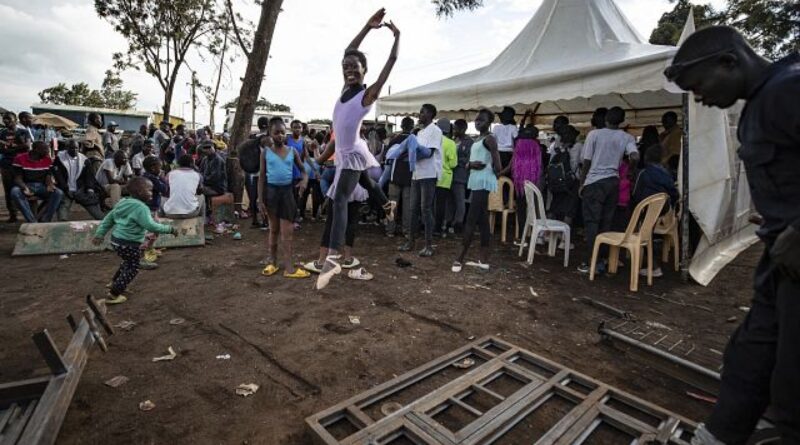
top-left (664, 49), bottom-right (732, 81)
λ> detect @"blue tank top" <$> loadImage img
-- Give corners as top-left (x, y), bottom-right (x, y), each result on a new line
top-left (265, 147), bottom-right (294, 186)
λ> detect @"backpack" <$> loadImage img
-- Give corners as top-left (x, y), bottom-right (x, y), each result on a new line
top-left (547, 148), bottom-right (575, 193)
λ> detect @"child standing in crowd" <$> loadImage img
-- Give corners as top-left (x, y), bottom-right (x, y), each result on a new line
top-left (450, 119), bottom-right (472, 234)
top-left (502, 110), bottom-right (542, 244)
top-left (140, 156), bottom-right (169, 268)
top-left (547, 125), bottom-right (581, 229)
top-left (93, 177), bottom-right (177, 304)
top-left (452, 109), bottom-right (502, 272)
top-left (492, 106), bottom-right (518, 171)
top-left (257, 117), bottom-right (310, 279)
top-left (300, 137), bottom-right (323, 221)
top-left (434, 118), bottom-right (458, 237)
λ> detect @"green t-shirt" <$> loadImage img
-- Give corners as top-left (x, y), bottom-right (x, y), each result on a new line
top-left (436, 136), bottom-right (458, 189)
top-left (95, 197), bottom-right (173, 243)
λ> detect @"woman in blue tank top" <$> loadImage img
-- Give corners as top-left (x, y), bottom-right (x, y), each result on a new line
top-left (452, 109), bottom-right (502, 273)
top-left (257, 118), bottom-right (310, 279)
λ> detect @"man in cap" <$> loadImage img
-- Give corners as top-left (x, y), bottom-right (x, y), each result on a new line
top-left (664, 25), bottom-right (800, 445)
top-left (103, 121), bottom-right (120, 157)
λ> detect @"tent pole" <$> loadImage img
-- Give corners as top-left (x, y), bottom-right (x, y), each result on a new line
top-left (681, 93), bottom-right (690, 282)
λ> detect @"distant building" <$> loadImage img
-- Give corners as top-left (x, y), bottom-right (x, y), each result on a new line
top-left (224, 108), bottom-right (294, 135)
top-left (30, 103), bottom-right (150, 133)
top-left (152, 113), bottom-right (186, 129)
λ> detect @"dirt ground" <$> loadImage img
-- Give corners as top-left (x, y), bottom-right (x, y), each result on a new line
top-left (0, 213), bottom-right (760, 444)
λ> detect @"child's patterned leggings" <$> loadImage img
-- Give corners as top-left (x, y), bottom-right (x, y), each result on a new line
top-left (111, 242), bottom-right (142, 296)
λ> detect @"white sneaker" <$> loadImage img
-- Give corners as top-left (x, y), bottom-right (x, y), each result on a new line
top-left (451, 262), bottom-right (463, 273)
top-left (639, 267), bottom-right (664, 278)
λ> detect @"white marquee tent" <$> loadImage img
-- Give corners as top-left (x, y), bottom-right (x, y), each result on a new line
top-left (378, 0), bottom-right (758, 285)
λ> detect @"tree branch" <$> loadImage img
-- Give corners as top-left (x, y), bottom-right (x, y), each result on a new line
top-left (226, 0), bottom-right (251, 57)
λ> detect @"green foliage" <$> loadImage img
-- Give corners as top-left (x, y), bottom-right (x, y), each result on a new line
top-left (95, 0), bottom-right (217, 117)
top-left (432, 0), bottom-right (484, 18)
top-left (649, 0), bottom-right (723, 46)
top-left (726, 0), bottom-right (800, 59)
top-left (37, 71), bottom-right (137, 109)
top-left (223, 96), bottom-right (291, 112)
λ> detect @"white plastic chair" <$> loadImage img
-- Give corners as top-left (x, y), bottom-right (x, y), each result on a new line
top-left (518, 181), bottom-right (570, 267)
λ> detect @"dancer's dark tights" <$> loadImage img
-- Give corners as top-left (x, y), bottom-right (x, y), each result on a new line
top-left (457, 190), bottom-right (491, 263)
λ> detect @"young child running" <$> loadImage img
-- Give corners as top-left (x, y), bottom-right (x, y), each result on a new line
top-left (257, 117), bottom-right (310, 279)
top-left (93, 177), bottom-right (177, 304)
top-left (315, 8), bottom-right (400, 290)
top-left (452, 109), bottom-right (502, 273)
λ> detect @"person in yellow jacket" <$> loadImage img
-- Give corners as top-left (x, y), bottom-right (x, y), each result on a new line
top-left (434, 118), bottom-right (458, 237)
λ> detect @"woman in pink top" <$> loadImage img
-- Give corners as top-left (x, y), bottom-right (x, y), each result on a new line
top-left (315, 8), bottom-right (400, 290)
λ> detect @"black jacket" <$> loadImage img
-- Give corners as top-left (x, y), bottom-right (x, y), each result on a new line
top-left (53, 154), bottom-right (102, 194)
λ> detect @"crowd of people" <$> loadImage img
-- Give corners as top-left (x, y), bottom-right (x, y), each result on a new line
top-left (0, 6), bottom-right (796, 440)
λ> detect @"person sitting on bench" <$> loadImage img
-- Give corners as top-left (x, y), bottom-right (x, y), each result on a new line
top-left (10, 141), bottom-right (63, 222)
top-left (54, 139), bottom-right (105, 220)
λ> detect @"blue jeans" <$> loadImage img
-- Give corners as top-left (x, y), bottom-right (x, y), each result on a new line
top-left (11, 182), bottom-right (64, 222)
top-left (319, 165), bottom-right (337, 197)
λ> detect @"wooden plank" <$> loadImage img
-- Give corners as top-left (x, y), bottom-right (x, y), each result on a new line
top-left (16, 319), bottom-right (94, 445)
top-left (0, 377), bottom-right (51, 407)
top-left (12, 217), bottom-right (205, 256)
top-left (0, 401), bottom-right (36, 445)
top-left (32, 331), bottom-right (67, 376)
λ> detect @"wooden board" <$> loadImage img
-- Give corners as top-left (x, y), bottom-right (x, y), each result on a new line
top-left (12, 218), bottom-right (205, 256)
top-left (306, 337), bottom-right (698, 445)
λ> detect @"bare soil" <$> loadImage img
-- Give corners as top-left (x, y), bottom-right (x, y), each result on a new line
top-left (0, 216), bottom-right (759, 444)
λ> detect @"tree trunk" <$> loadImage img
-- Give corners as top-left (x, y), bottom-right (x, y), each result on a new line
top-left (209, 25), bottom-right (229, 133)
top-left (162, 89), bottom-right (172, 122)
top-left (228, 0), bottom-right (283, 151)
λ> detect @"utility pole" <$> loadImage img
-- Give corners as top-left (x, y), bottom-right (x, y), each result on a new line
top-left (191, 71), bottom-right (197, 130)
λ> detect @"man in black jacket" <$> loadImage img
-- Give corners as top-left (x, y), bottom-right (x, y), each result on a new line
top-left (54, 139), bottom-right (105, 220)
top-left (665, 26), bottom-right (800, 445)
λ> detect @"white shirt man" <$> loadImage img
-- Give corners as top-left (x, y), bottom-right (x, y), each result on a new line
top-left (162, 167), bottom-right (203, 217)
top-left (412, 123), bottom-right (443, 181)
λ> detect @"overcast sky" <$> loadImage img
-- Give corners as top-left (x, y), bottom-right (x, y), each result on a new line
top-left (0, 0), bottom-right (725, 129)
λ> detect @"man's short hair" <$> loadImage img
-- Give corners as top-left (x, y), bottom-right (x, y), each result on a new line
top-left (553, 115), bottom-right (569, 127)
top-left (143, 155), bottom-right (161, 171)
top-left (401, 117), bottom-right (414, 130)
top-left (113, 150), bottom-right (127, 162)
top-left (421, 104), bottom-right (437, 118)
top-left (662, 111), bottom-right (678, 125)
top-left (290, 119), bottom-right (302, 127)
top-left (673, 26), bottom-right (750, 65)
top-left (18, 111), bottom-right (32, 119)
top-left (645, 144), bottom-right (663, 164)
top-left (454, 119), bottom-right (468, 130)
top-left (177, 154), bottom-right (193, 168)
top-left (269, 117), bottom-right (285, 128)
top-left (3, 111), bottom-right (16, 120)
top-left (257, 116), bottom-right (269, 129)
top-left (606, 107), bottom-right (625, 126)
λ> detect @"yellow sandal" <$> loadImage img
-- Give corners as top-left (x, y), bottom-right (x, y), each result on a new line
top-left (261, 264), bottom-right (280, 276)
top-left (284, 268), bottom-right (310, 279)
